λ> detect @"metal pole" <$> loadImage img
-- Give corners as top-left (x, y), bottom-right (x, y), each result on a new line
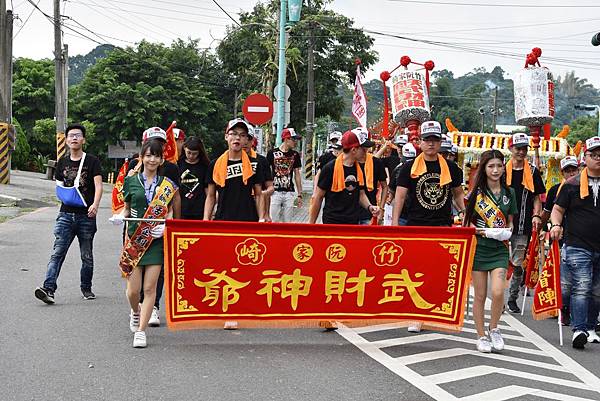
top-left (0, 3), bottom-right (13, 185)
top-left (597, 106), bottom-right (600, 135)
top-left (54, 0), bottom-right (67, 161)
top-left (491, 87), bottom-right (498, 134)
top-left (304, 22), bottom-right (315, 180)
top-left (275, 0), bottom-right (288, 146)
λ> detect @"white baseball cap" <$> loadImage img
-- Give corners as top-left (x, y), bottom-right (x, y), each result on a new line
top-left (402, 143), bottom-right (417, 158)
top-left (509, 133), bottom-right (530, 148)
top-left (394, 134), bottom-right (409, 146)
top-left (420, 121), bottom-right (442, 139)
top-left (328, 131), bottom-right (342, 142)
top-left (142, 127), bottom-right (167, 142)
top-left (440, 134), bottom-right (453, 152)
top-left (560, 156), bottom-right (579, 170)
top-left (225, 118), bottom-right (255, 137)
top-left (585, 136), bottom-right (600, 152)
top-left (451, 144), bottom-right (459, 154)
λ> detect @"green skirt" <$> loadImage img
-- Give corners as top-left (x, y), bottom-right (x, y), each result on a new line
top-left (138, 239), bottom-right (164, 267)
top-left (473, 236), bottom-right (509, 271)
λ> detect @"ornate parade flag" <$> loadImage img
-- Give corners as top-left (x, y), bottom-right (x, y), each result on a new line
top-left (532, 241), bottom-right (562, 320)
top-left (164, 221), bottom-right (476, 331)
top-left (111, 159), bottom-right (129, 215)
top-left (164, 121), bottom-right (179, 164)
top-left (524, 231), bottom-right (541, 289)
top-left (352, 62), bottom-right (368, 131)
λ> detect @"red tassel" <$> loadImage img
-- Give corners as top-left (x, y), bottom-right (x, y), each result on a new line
top-left (506, 263), bottom-right (514, 280)
top-left (543, 124), bottom-right (551, 140)
top-left (380, 71), bottom-right (391, 139)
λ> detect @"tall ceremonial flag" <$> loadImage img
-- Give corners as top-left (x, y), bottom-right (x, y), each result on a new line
top-left (524, 231), bottom-right (541, 289)
top-left (164, 121), bottom-right (179, 163)
top-left (352, 60), bottom-right (367, 131)
top-left (532, 241), bottom-right (562, 320)
top-left (111, 159), bottom-right (129, 215)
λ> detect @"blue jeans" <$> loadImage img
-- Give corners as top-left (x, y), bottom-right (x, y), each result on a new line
top-left (562, 246), bottom-right (600, 332)
top-left (358, 218), bottom-right (372, 225)
top-left (560, 245), bottom-right (572, 319)
top-left (43, 212), bottom-right (97, 292)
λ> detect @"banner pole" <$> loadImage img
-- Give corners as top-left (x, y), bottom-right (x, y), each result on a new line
top-left (558, 309), bottom-right (564, 346)
top-left (521, 288), bottom-right (527, 316)
top-left (123, 218), bottom-right (166, 223)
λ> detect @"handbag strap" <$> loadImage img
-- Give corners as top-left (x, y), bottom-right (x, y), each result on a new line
top-left (73, 152), bottom-right (86, 188)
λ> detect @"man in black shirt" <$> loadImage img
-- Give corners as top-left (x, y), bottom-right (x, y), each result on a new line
top-left (505, 133), bottom-right (546, 314)
top-left (309, 130), bottom-right (380, 225)
top-left (356, 130), bottom-right (388, 225)
top-left (551, 136), bottom-right (600, 349)
top-left (392, 121), bottom-right (464, 227)
top-left (316, 131), bottom-right (342, 173)
top-left (35, 124), bottom-right (103, 304)
top-left (387, 143), bottom-right (417, 226)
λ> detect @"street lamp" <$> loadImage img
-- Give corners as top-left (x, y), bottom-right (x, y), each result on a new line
top-left (575, 104), bottom-right (600, 135)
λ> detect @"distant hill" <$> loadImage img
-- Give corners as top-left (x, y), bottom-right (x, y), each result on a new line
top-left (68, 44), bottom-right (117, 86)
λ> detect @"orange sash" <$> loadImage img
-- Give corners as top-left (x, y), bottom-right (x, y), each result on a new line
top-left (580, 167), bottom-right (590, 199)
top-left (410, 154), bottom-right (451, 186)
top-left (506, 160), bottom-right (534, 193)
top-left (364, 153), bottom-right (374, 191)
top-left (331, 154), bottom-right (365, 192)
top-left (213, 150), bottom-right (253, 187)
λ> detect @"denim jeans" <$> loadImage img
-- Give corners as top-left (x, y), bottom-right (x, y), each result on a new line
top-left (560, 245), bottom-right (572, 320)
top-left (508, 234), bottom-right (529, 302)
top-left (562, 246), bottom-right (600, 332)
top-left (43, 212), bottom-right (97, 292)
top-left (358, 218), bottom-right (372, 225)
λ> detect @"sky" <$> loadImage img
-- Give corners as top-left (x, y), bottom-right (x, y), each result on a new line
top-left (9, 0), bottom-right (600, 89)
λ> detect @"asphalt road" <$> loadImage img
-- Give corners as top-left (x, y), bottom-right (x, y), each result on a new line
top-left (1, 171), bottom-right (600, 401)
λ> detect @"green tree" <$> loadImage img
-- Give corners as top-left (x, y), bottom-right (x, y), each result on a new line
top-left (217, 0), bottom-right (378, 143)
top-left (10, 119), bottom-right (32, 171)
top-left (12, 58), bottom-right (55, 134)
top-left (568, 115), bottom-right (598, 146)
top-left (71, 40), bottom-right (231, 161)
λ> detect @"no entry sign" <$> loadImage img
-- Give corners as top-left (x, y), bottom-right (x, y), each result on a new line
top-left (243, 93), bottom-right (273, 126)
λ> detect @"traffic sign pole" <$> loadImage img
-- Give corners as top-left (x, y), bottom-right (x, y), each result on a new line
top-left (275, 0), bottom-right (288, 147)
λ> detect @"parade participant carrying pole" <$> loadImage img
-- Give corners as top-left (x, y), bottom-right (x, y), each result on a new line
top-left (514, 47), bottom-right (555, 168)
top-left (352, 59), bottom-right (368, 132)
top-left (380, 56), bottom-right (434, 145)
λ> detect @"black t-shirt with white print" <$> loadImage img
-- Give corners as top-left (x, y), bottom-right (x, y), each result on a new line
top-left (358, 157), bottom-right (387, 221)
top-left (178, 159), bottom-right (208, 218)
top-left (55, 153), bottom-right (102, 214)
top-left (396, 158), bottom-right (463, 226)
top-left (509, 165), bottom-right (546, 236)
top-left (317, 161), bottom-right (366, 225)
top-left (206, 157), bottom-right (264, 222)
top-left (267, 148), bottom-right (302, 192)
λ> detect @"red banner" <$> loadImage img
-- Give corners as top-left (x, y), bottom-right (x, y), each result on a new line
top-left (164, 221), bottom-right (476, 331)
top-left (111, 159), bottom-right (129, 215)
top-left (524, 231), bottom-right (541, 289)
top-left (532, 241), bottom-right (562, 320)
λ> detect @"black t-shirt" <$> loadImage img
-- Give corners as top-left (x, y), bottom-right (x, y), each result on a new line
top-left (178, 159), bottom-right (208, 218)
top-left (267, 148), bottom-right (302, 192)
top-left (206, 157), bottom-right (264, 222)
top-left (256, 154), bottom-right (273, 186)
top-left (358, 157), bottom-right (387, 220)
top-left (382, 153), bottom-right (401, 178)
top-left (127, 159), bottom-right (181, 187)
top-left (390, 163), bottom-right (410, 220)
top-left (544, 182), bottom-right (567, 245)
top-left (510, 165), bottom-right (546, 236)
top-left (317, 151), bottom-right (336, 172)
top-left (55, 154), bottom-right (102, 214)
top-left (317, 161), bottom-right (365, 225)
top-left (396, 158), bottom-right (463, 226)
top-left (555, 174), bottom-right (600, 252)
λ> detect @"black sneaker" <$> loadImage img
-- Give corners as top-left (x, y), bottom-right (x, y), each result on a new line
top-left (572, 330), bottom-right (588, 349)
top-left (81, 289), bottom-right (96, 300)
top-left (35, 287), bottom-right (55, 304)
top-left (507, 300), bottom-right (521, 314)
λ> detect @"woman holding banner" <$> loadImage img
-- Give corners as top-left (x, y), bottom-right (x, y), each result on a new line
top-left (112, 140), bottom-right (177, 348)
top-left (464, 150), bottom-right (517, 353)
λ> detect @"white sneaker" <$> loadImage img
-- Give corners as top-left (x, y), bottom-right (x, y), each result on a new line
top-left (587, 330), bottom-right (600, 343)
top-left (489, 328), bottom-right (504, 351)
top-left (407, 323), bottom-right (422, 333)
top-left (477, 336), bottom-right (492, 353)
top-left (224, 321), bottom-right (239, 330)
top-left (133, 331), bottom-right (147, 348)
top-left (148, 306), bottom-right (160, 327)
top-left (129, 310), bottom-right (140, 333)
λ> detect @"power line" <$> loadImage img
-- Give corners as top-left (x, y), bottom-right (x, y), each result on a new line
top-left (65, 18), bottom-right (136, 44)
top-left (14, 0), bottom-right (40, 38)
top-left (100, 0), bottom-right (232, 21)
top-left (387, 0), bottom-right (600, 8)
top-left (210, 0), bottom-right (241, 27)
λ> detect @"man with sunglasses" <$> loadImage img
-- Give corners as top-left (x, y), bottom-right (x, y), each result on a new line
top-left (35, 124), bottom-right (103, 304)
top-left (267, 127), bottom-right (303, 222)
top-left (505, 133), bottom-right (546, 314)
top-left (551, 136), bottom-right (600, 349)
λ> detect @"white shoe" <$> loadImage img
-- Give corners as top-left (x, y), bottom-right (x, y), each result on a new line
top-left (407, 323), bottom-right (422, 333)
top-left (587, 330), bottom-right (600, 343)
top-left (133, 331), bottom-right (147, 348)
top-left (224, 321), bottom-right (239, 330)
top-left (477, 336), bottom-right (492, 353)
top-left (489, 328), bottom-right (505, 351)
top-left (129, 309), bottom-right (140, 333)
top-left (148, 306), bottom-right (160, 327)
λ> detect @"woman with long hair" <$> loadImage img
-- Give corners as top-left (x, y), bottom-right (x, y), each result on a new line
top-left (178, 136), bottom-right (210, 220)
top-left (464, 149), bottom-right (517, 353)
top-left (113, 139), bottom-right (177, 348)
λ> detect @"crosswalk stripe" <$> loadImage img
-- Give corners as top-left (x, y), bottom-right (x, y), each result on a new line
top-left (459, 385), bottom-right (598, 401)
top-left (460, 327), bottom-right (534, 342)
top-left (462, 319), bottom-right (515, 331)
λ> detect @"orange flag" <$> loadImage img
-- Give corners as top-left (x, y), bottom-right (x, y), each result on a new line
top-left (523, 231), bottom-right (541, 289)
top-left (111, 159), bottom-right (129, 214)
top-left (164, 121), bottom-right (179, 163)
top-left (532, 241), bottom-right (562, 320)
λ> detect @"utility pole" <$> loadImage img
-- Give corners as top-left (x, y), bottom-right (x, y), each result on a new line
top-left (491, 87), bottom-right (498, 134)
top-left (0, 0), bottom-right (14, 184)
top-left (54, 0), bottom-right (68, 161)
top-left (304, 21), bottom-right (315, 180)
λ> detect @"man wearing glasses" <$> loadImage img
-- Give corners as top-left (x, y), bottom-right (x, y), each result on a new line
top-left (267, 127), bottom-right (303, 222)
top-left (35, 124), bottom-right (103, 304)
top-left (551, 136), bottom-right (600, 349)
top-left (204, 119), bottom-right (264, 222)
